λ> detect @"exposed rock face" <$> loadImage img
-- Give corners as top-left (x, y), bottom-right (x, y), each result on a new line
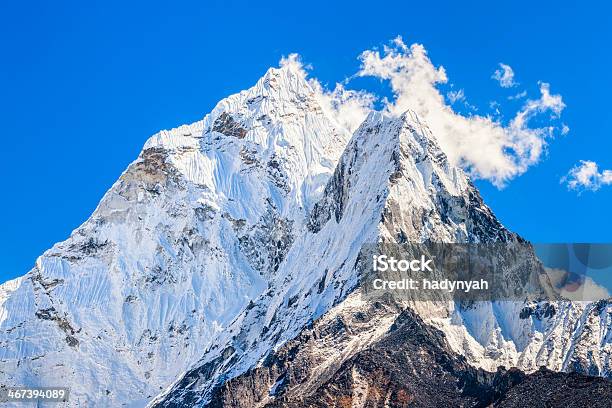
top-left (154, 112), bottom-right (611, 406)
top-left (0, 63), bottom-right (610, 408)
top-left (204, 307), bottom-right (611, 408)
top-left (0, 65), bottom-right (348, 407)
top-left (212, 112), bottom-right (248, 139)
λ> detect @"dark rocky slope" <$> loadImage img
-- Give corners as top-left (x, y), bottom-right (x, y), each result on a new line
top-left (206, 303), bottom-right (611, 408)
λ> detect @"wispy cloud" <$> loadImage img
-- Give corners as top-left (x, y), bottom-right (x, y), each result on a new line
top-left (561, 123), bottom-right (570, 135)
top-left (356, 37), bottom-right (566, 187)
top-left (447, 89), bottom-right (465, 104)
top-left (492, 63), bottom-right (517, 88)
top-left (280, 37), bottom-right (566, 188)
top-left (511, 82), bottom-right (565, 129)
top-left (508, 90), bottom-right (527, 100)
top-left (280, 53), bottom-right (374, 134)
top-left (562, 160), bottom-right (612, 192)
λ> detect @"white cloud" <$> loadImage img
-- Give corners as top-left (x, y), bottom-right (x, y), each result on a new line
top-left (279, 53), bottom-right (374, 134)
top-left (310, 81), bottom-right (375, 134)
top-left (508, 90), bottom-right (527, 100)
top-left (511, 82), bottom-right (565, 133)
top-left (279, 38), bottom-right (567, 187)
top-left (561, 123), bottom-right (570, 135)
top-left (492, 63), bottom-right (517, 88)
top-left (489, 100), bottom-right (501, 116)
top-left (356, 37), bottom-right (566, 187)
top-left (512, 82), bottom-right (565, 128)
top-left (562, 160), bottom-right (612, 192)
top-left (279, 53), bottom-right (311, 78)
top-left (447, 89), bottom-right (465, 104)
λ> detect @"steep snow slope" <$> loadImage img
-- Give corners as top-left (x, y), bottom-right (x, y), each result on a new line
top-left (154, 111), bottom-right (611, 407)
top-left (0, 63), bottom-right (609, 408)
top-left (0, 277), bottom-right (22, 323)
top-left (0, 65), bottom-right (348, 407)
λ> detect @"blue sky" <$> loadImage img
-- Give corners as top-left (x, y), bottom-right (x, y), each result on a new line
top-left (1, 0), bottom-right (610, 283)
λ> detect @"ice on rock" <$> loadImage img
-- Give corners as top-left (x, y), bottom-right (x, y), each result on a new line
top-left (0, 64), bottom-right (348, 407)
top-left (0, 63), bottom-right (609, 408)
top-left (153, 109), bottom-right (611, 406)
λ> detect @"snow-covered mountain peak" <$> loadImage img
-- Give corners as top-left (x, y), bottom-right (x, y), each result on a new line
top-left (0, 62), bottom-right (353, 407)
top-left (256, 64), bottom-right (314, 100)
top-left (154, 101), bottom-right (610, 407)
top-left (141, 63), bottom-right (349, 223)
top-left (1, 62), bottom-right (609, 408)
top-left (151, 108), bottom-right (522, 406)
top-left (144, 62), bottom-right (332, 150)
top-left (307, 108), bottom-right (476, 242)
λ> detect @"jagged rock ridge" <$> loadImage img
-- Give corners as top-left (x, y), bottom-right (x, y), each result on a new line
top-left (0, 64), bottom-right (348, 407)
top-left (204, 306), bottom-right (611, 408)
top-left (153, 110), bottom-right (611, 406)
top-left (0, 63), bottom-right (609, 408)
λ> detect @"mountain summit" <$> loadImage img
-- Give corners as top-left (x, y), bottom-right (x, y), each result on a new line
top-left (0, 64), bottom-right (610, 407)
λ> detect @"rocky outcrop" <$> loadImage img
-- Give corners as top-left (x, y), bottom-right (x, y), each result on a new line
top-left (0, 64), bottom-right (349, 407)
top-left (1, 60), bottom-right (609, 408)
top-left (205, 307), bottom-right (611, 407)
top-left (155, 111), bottom-right (611, 407)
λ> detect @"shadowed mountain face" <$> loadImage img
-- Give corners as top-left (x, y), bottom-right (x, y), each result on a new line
top-left (205, 307), bottom-right (611, 408)
top-left (1, 64), bottom-right (610, 408)
top-left (155, 98), bottom-right (610, 407)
